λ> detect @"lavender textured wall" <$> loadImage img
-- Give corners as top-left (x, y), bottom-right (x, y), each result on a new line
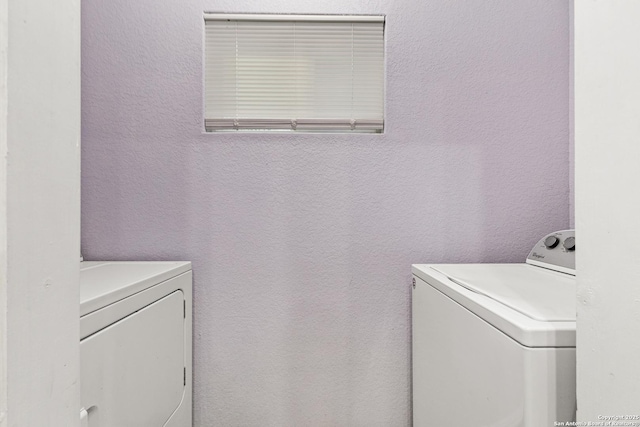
top-left (81, 0), bottom-right (571, 425)
top-left (569, 0), bottom-right (575, 227)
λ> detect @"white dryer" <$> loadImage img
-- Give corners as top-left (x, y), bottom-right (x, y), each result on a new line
top-left (412, 230), bottom-right (576, 426)
top-left (80, 261), bottom-right (192, 427)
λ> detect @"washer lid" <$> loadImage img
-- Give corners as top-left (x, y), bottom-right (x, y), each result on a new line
top-left (80, 261), bottom-right (191, 316)
top-left (412, 263), bottom-right (577, 347)
top-left (430, 264), bottom-right (576, 322)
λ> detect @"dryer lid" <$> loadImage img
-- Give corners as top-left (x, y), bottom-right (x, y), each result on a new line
top-left (430, 263), bottom-right (576, 322)
top-left (80, 261), bottom-right (191, 316)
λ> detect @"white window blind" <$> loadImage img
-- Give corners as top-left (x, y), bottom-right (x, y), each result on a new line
top-left (204, 14), bottom-right (384, 132)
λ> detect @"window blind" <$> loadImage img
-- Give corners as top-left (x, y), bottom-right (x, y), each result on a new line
top-left (204, 14), bottom-right (385, 132)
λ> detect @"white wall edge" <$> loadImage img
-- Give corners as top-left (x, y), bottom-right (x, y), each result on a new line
top-left (0, 0), bottom-right (9, 422)
top-left (2, 0), bottom-right (81, 425)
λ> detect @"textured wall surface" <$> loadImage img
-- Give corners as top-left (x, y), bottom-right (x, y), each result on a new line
top-left (81, 1), bottom-right (571, 425)
top-left (575, 0), bottom-right (640, 420)
top-left (569, 0), bottom-right (575, 228)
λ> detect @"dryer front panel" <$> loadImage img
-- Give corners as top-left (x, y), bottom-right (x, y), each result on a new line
top-left (81, 290), bottom-right (185, 427)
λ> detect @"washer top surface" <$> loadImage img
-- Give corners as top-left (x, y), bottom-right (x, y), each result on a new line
top-left (412, 230), bottom-right (577, 347)
top-left (412, 263), bottom-right (576, 347)
top-left (429, 263), bottom-right (575, 322)
top-left (80, 261), bottom-right (191, 316)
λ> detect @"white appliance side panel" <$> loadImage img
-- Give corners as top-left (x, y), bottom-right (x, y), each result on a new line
top-left (81, 290), bottom-right (185, 427)
top-left (524, 347), bottom-right (576, 423)
top-left (412, 276), bottom-right (576, 427)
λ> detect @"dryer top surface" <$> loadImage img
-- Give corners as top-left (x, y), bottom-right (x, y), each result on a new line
top-left (80, 261), bottom-right (191, 316)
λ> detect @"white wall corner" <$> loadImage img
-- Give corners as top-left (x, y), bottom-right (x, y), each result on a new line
top-left (1, 0), bottom-right (10, 423)
top-left (575, 0), bottom-right (640, 420)
top-left (2, 0), bottom-right (81, 425)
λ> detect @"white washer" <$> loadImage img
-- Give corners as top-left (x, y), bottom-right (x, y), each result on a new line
top-left (412, 230), bottom-right (576, 426)
top-left (80, 261), bottom-right (192, 427)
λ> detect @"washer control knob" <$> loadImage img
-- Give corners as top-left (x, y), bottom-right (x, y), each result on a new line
top-left (563, 236), bottom-right (576, 251)
top-left (544, 235), bottom-right (559, 249)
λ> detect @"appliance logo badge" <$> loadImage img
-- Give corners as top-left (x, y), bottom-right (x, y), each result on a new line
top-left (531, 252), bottom-right (545, 259)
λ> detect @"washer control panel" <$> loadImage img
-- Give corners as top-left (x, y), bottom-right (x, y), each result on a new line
top-left (526, 229), bottom-right (575, 275)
